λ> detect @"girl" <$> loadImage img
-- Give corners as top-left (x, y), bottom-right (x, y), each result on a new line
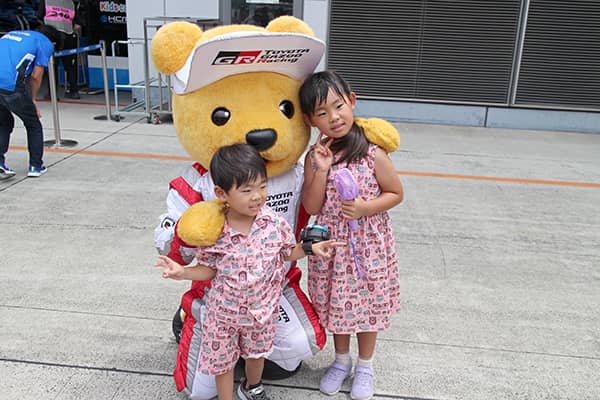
top-left (300, 71), bottom-right (404, 400)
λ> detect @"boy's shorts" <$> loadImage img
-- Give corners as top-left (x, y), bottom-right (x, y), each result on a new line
top-left (199, 311), bottom-right (278, 376)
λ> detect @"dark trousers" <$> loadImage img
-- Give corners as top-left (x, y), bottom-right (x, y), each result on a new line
top-left (47, 32), bottom-right (79, 94)
top-left (60, 32), bottom-right (79, 92)
top-left (0, 82), bottom-right (44, 168)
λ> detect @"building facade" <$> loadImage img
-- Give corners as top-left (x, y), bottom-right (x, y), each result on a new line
top-left (324, 0), bottom-right (600, 133)
top-left (122, 0), bottom-right (600, 133)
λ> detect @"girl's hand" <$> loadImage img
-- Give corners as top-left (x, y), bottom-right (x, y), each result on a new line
top-left (155, 255), bottom-right (185, 280)
top-left (313, 133), bottom-right (334, 173)
top-left (341, 197), bottom-right (368, 220)
top-left (311, 239), bottom-right (346, 257)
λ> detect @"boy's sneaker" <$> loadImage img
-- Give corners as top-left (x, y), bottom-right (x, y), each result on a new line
top-left (27, 165), bottom-right (47, 177)
top-left (350, 365), bottom-right (375, 400)
top-left (237, 378), bottom-right (270, 400)
top-left (0, 164), bottom-right (16, 179)
top-left (319, 360), bottom-right (352, 395)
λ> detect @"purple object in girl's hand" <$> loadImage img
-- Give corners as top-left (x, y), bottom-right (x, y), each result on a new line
top-left (333, 168), bottom-right (359, 230)
top-left (333, 167), bottom-right (365, 279)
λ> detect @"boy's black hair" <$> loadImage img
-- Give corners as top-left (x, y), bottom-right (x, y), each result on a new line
top-left (36, 24), bottom-right (63, 50)
top-left (299, 70), bottom-right (369, 166)
top-left (210, 143), bottom-right (267, 192)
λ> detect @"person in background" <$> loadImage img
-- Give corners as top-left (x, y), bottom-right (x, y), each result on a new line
top-left (37, 0), bottom-right (83, 99)
top-left (0, 24), bottom-right (61, 179)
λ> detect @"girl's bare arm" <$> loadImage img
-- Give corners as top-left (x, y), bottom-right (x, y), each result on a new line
top-left (301, 153), bottom-right (328, 214)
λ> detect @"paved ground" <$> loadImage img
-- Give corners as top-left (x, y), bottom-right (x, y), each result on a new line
top-left (1, 97), bottom-right (599, 400)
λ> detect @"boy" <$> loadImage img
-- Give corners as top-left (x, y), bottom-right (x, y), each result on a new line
top-left (156, 143), bottom-right (344, 400)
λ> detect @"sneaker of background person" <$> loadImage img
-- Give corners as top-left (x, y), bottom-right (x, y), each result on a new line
top-left (319, 360), bottom-right (352, 395)
top-left (0, 163), bottom-right (16, 179)
top-left (27, 165), bottom-right (47, 177)
top-left (64, 90), bottom-right (80, 99)
top-left (350, 365), bottom-right (375, 400)
top-left (237, 378), bottom-right (270, 400)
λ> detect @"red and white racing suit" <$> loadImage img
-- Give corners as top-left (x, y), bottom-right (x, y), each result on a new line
top-left (154, 162), bottom-right (325, 400)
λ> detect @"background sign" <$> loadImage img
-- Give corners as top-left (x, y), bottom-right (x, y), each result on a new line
top-left (87, 0), bottom-right (127, 55)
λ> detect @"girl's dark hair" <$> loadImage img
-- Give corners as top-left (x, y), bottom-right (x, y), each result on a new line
top-left (36, 24), bottom-right (63, 50)
top-left (299, 70), bottom-right (369, 166)
top-left (300, 70), bottom-right (352, 117)
top-left (209, 143), bottom-right (267, 192)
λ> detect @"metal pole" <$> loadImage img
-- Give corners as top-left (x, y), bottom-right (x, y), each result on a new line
top-left (166, 74), bottom-right (172, 112)
top-left (48, 55), bottom-right (61, 145)
top-left (93, 40), bottom-right (119, 121)
top-left (158, 72), bottom-right (164, 112)
top-left (44, 55), bottom-right (77, 147)
top-left (509, 0), bottom-right (531, 106)
top-left (101, 41), bottom-right (112, 120)
top-left (112, 40), bottom-right (120, 119)
top-left (143, 18), bottom-right (151, 122)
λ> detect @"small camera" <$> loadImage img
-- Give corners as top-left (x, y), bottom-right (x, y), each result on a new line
top-left (300, 224), bottom-right (331, 243)
top-left (300, 224), bottom-right (330, 255)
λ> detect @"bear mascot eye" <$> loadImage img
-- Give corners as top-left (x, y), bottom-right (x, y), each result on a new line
top-left (211, 108), bottom-right (231, 126)
top-left (279, 100), bottom-right (294, 119)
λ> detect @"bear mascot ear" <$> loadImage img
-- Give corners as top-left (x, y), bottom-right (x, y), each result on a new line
top-left (151, 21), bottom-right (203, 74)
top-left (265, 15), bottom-right (315, 35)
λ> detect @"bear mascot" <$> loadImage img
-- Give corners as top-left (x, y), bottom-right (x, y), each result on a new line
top-left (151, 16), bottom-right (400, 399)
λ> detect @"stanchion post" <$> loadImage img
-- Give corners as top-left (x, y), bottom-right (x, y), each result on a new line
top-left (48, 55), bottom-right (61, 144)
top-left (166, 74), bottom-right (172, 112)
top-left (158, 72), bottom-right (164, 112)
top-left (143, 18), bottom-right (152, 123)
top-left (94, 40), bottom-right (120, 121)
top-left (101, 41), bottom-right (112, 121)
top-left (112, 40), bottom-right (120, 118)
top-left (44, 55), bottom-right (77, 148)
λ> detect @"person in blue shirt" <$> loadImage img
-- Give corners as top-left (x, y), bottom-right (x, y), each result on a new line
top-left (0, 24), bottom-right (61, 179)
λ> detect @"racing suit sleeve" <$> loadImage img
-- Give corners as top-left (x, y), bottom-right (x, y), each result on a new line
top-left (154, 165), bottom-right (206, 264)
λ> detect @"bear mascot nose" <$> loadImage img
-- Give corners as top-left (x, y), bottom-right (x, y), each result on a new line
top-left (246, 129), bottom-right (277, 151)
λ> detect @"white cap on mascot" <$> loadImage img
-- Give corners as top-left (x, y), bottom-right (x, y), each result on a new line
top-left (171, 30), bottom-right (326, 94)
